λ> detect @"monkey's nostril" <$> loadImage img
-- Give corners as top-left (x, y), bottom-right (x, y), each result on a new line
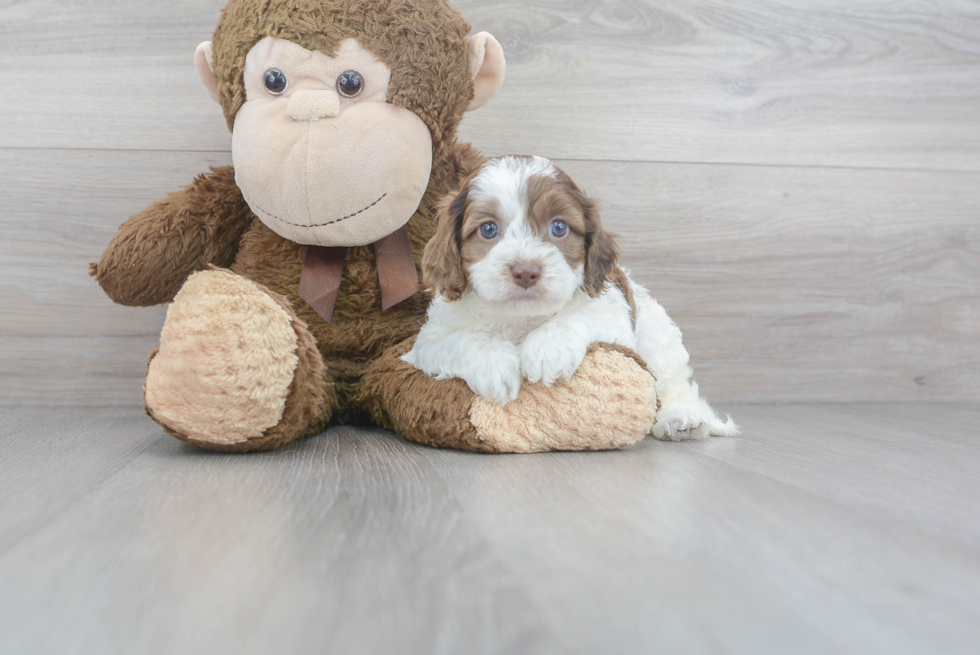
top-left (510, 263), bottom-right (542, 289)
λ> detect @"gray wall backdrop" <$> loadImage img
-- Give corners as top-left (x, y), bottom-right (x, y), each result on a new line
top-left (1, 0), bottom-right (978, 406)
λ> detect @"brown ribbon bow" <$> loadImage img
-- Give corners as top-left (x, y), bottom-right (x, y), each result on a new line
top-left (298, 225), bottom-right (420, 323)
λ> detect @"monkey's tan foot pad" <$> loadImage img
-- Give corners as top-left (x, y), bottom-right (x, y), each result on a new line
top-left (145, 269), bottom-right (329, 452)
top-left (469, 345), bottom-right (658, 452)
top-left (361, 341), bottom-right (658, 453)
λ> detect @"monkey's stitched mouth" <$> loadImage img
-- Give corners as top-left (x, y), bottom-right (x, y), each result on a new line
top-left (246, 193), bottom-right (388, 228)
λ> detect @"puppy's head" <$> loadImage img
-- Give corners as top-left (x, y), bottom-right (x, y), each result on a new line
top-left (423, 156), bottom-right (618, 313)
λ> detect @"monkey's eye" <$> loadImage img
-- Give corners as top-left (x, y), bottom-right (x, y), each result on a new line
top-left (337, 70), bottom-right (364, 98)
top-left (480, 222), bottom-right (499, 239)
top-left (550, 219), bottom-right (568, 238)
top-left (264, 69), bottom-right (288, 95)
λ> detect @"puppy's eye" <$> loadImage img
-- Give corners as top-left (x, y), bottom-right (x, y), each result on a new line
top-left (337, 70), bottom-right (364, 98)
top-left (550, 219), bottom-right (568, 238)
top-left (479, 222), bottom-right (499, 239)
top-left (264, 69), bottom-right (288, 95)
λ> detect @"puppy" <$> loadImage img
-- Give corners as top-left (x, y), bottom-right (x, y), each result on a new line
top-left (403, 155), bottom-right (738, 440)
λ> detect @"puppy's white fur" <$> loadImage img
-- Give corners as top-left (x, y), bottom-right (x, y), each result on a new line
top-left (403, 156), bottom-right (738, 440)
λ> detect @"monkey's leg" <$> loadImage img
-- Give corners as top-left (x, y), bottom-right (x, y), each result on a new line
top-left (144, 268), bottom-right (336, 452)
top-left (358, 339), bottom-right (659, 453)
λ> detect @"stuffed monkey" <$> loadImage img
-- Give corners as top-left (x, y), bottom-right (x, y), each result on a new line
top-left (92, 0), bottom-right (658, 453)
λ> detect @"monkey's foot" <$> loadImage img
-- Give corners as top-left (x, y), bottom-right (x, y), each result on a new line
top-left (360, 341), bottom-right (658, 453)
top-left (145, 268), bottom-right (333, 452)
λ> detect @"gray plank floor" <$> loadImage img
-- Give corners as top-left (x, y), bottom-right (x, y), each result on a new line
top-left (2, 404), bottom-right (978, 655)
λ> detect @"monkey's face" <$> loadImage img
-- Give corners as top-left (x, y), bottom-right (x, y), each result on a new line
top-left (231, 37), bottom-right (433, 247)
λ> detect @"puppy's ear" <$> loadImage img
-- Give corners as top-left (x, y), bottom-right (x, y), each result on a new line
top-left (422, 185), bottom-right (470, 301)
top-left (580, 193), bottom-right (620, 297)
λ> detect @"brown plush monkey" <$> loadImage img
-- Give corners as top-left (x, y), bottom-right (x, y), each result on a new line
top-left (92, 0), bottom-right (658, 453)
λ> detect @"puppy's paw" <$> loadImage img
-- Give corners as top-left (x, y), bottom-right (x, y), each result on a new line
top-left (651, 404), bottom-right (714, 441)
top-left (521, 331), bottom-right (588, 386)
top-left (463, 351), bottom-right (523, 405)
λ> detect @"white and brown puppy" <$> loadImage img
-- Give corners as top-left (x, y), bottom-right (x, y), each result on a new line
top-left (403, 155), bottom-right (737, 440)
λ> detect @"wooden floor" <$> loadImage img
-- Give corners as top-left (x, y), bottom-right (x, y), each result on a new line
top-left (1, 404), bottom-right (978, 655)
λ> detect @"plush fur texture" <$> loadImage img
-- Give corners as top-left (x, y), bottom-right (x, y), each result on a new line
top-left (468, 345), bottom-right (659, 452)
top-left (144, 269), bottom-right (302, 445)
top-left (226, 140), bottom-right (485, 421)
top-left (358, 337), bottom-right (495, 451)
top-left (360, 339), bottom-right (656, 452)
top-left (232, 36), bottom-right (435, 247)
top-left (406, 156), bottom-right (738, 439)
top-left (95, 0), bottom-right (669, 453)
top-left (146, 270), bottom-right (335, 452)
top-left (211, 0), bottom-right (474, 154)
top-left (91, 166), bottom-right (252, 307)
top-left (94, 0), bottom-right (484, 449)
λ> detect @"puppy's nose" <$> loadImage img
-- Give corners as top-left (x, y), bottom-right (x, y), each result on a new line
top-left (286, 89), bottom-right (340, 122)
top-left (510, 263), bottom-right (541, 289)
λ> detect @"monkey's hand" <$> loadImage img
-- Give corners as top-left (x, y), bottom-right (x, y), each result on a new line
top-left (90, 166), bottom-right (253, 306)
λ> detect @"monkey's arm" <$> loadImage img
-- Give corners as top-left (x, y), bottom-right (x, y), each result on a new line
top-left (90, 166), bottom-right (253, 306)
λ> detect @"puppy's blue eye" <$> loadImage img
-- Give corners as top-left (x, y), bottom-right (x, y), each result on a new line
top-left (264, 69), bottom-right (288, 95)
top-left (480, 222), bottom-right (499, 239)
top-left (550, 219), bottom-right (568, 238)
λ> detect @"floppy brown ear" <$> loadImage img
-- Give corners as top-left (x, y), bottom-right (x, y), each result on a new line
top-left (422, 185), bottom-right (470, 301)
top-left (580, 194), bottom-right (620, 297)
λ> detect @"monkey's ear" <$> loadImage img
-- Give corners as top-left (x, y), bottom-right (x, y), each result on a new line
top-left (422, 186), bottom-right (470, 301)
top-left (466, 32), bottom-right (506, 112)
top-left (195, 41), bottom-right (221, 104)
